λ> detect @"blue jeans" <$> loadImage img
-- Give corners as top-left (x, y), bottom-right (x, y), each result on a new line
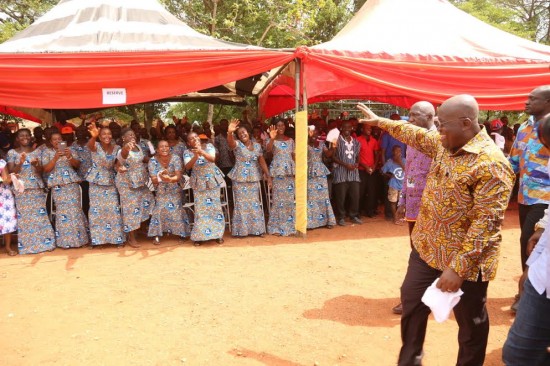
top-left (503, 278), bottom-right (550, 365)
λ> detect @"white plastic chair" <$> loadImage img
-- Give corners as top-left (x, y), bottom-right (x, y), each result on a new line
top-left (219, 179), bottom-right (232, 232)
top-left (181, 174), bottom-right (195, 229)
top-left (260, 178), bottom-right (272, 217)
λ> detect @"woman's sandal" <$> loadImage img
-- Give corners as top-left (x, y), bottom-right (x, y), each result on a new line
top-left (153, 236), bottom-right (160, 245)
top-left (7, 250), bottom-right (17, 256)
top-left (216, 238), bottom-right (224, 244)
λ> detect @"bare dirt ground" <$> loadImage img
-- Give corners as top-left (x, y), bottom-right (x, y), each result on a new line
top-left (0, 204), bottom-right (522, 366)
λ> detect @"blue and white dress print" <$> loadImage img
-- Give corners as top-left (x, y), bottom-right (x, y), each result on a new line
top-left (184, 143), bottom-right (225, 242)
top-left (147, 154), bottom-right (190, 238)
top-left (227, 140), bottom-right (266, 236)
top-left (7, 149), bottom-right (55, 254)
top-left (307, 145), bottom-right (336, 229)
top-left (115, 146), bottom-right (154, 233)
top-left (169, 141), bottom-right (186, 160)
top-left (41, 147), bottom-right (89, 248)
top-left (69, 143), bottom-right (93, 180)
top-left (85, 143), bottom-right (125, 246)
top-left (266, 138), bottom-right (296, 236)
top-left (0, 159), bottom-right (16, 235)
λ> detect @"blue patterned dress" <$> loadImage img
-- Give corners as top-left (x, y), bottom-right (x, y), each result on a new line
top-left (183, 144), bottom-right (225, 242)
top-left (267, 138), bottom-right (296, 236)
top-left (138, 138), bottom-right (155, 157)
top-left (69, 143), bottom-right (92, 180)
top-left (0, 160), bottom-right (16, 235)
top-left (116, 147), bottom-right (154, 233)
top-left (7, 149), bottom-right (55, 254)
top-left (85, 143), bottom-right (125, 246)
top-left (307, 145), bottom-right (336, 229)
top-left (147, 155), bottom-right (190, 238)
top-left (169, 141), bottom-right (186, 160)
top-left (41, 148), bottom-right (89, 248)
top-left (228, 141), bottom-right (265, 236)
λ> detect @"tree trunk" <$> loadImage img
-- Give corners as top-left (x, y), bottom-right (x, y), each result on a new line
top-left (207, 104), bottom-right (214, 124)
top-left (127, 105), bottom-right (139, 123)
top-left (143, 103), bottom-right (155, 130)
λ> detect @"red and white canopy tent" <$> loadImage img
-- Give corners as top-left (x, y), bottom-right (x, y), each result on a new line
top-left (259, 0), bottom-right (550, 118)
top-left (0, 0), bottom-right (294, 123)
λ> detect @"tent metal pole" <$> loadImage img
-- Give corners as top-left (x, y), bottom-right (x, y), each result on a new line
top-left (295, 59), bottom-right (300, 112)
top-left (294, 57), bottom-right (307, 238)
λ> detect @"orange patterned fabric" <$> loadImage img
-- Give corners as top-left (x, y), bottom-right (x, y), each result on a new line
top-left (378, 118), bottom-right (515, 281)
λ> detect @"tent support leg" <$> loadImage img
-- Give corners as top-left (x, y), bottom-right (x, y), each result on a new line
top-left (295, 58), bottom-right (307, 238)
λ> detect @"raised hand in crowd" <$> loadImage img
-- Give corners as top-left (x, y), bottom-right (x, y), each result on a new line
top-left (268, 125), bottom-right (278, 139)
top-left (227, 119), bottom-right (240, 134)
top-left (357, 103), bottom-right (380, 124)
top-left (123, 140), bottom-right (136, 154)
top-left (88, 122), bottom-right (99, 139)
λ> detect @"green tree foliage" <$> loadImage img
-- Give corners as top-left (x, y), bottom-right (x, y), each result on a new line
top-left (0, 0), bottom-right (58, 42)
top-left (450, 0), bottom-right (549, 42)
top-left (160, 0), bottom-right (360, 47)
top-left (498, 0), bottom-right (550, 43)
top-left (166, 102), bottom-right (248, 125)
top-left (0, 0), bottom-right (547, 123)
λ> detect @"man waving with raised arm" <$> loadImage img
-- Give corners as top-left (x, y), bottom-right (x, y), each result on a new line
top-left (358, 95), bottom-right (515, 366)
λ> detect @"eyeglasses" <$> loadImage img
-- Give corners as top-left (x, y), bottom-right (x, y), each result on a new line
top-left (437, 116), bottom-right (471, 128)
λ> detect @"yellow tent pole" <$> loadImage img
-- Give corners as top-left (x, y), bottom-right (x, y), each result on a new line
top-left (295, 58), bottom-right (307, 237)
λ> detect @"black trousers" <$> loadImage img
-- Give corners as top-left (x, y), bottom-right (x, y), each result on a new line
top-left (333, 181), bottom-right (360, 220)
top-left (359, 170), bottom-right (377, 216)
top-left (79, 181), bottom-right (90, 218)
top-left (399, 250), bottom-right (489, 366)
top-left (518, 203), bottom-right (547, 271)
top-left (407, 221), bottom-right (415, 249)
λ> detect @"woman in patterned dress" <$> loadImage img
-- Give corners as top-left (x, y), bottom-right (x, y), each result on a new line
top-left (41, 131), bottom-right (89, 248)
top-left (115, 128), bottom-right (154, 248)
top-left (0, 159), bottom-right (17, 255)
top-left (147, 140), bottom-right (190, 243)
top-left (184, 132), bottom-right (225, 246)
top-left (307, 128), bottom-right (336, 229)
top-left (7, 129), bottom-right (56, 254)
top-left (227, 120), bottom-right (271, 237)
top-left (85, 123), bottom-right (125, 246)
top-left (165, 125), bottom-right (186, 159)
top-left (265, 120), bottom-right (296, 236)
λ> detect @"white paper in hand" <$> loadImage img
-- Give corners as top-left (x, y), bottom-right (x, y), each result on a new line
top-left (326, 128), bottom-right (340, 143)
top-left (421, 278), bottom-right (463, 323)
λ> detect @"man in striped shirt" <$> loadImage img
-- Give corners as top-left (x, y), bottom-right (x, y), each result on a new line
top-left (331, 121), bottom-right (362, 226)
